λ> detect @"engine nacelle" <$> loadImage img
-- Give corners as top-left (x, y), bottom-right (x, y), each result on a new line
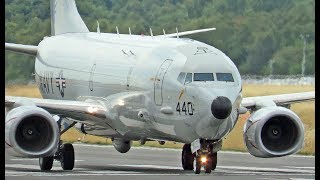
top-left (112, 139), bottom-right (132, 153)
top-left (243, 106), bottom-right (304, 158)
top-left (5, 106), bottom-right (60, 158)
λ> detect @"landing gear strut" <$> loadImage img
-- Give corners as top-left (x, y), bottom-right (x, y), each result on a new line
top-left (39, 117), bottom-right (76, 170)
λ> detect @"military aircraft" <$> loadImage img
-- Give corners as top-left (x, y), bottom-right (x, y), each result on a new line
top-left (5, 0), bottom-right (314, 174)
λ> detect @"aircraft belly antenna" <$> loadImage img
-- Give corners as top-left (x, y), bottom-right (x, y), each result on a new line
top-left (163, 29), bottom-right (166, 37)
top-left (96, 21), bottom-right (100, 34)
top-left (176, 27), bottom-right (179, 38)
top-left (129, 27), bottom-right (132, 35)
top-left (150, 28), bottom-right (153, 37)
top-left (116, 26), bottom-right (119, 37)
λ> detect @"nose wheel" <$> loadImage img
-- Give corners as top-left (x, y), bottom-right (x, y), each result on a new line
top-left (194, 154), bottom-right (215, 174)
top-left (204, 156), bottom-right (212, 173)
top-left (210, 152), bottom-right (217, 170)
top-left (195, 157), bottom-right (201, 174)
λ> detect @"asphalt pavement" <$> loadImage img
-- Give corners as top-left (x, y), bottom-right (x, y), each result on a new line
top-left (5, 143), bottom-right (315, 180)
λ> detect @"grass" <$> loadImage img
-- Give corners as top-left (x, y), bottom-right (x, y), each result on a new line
top-left (5, 84), bottom-right (315, 155)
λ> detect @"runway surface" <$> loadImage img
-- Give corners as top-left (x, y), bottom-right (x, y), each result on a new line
top-left (6, 143), bottom-right (315, 180)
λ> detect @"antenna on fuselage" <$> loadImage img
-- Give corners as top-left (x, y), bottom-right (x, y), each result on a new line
top-left (96, 21), bottom-right (100, 34)
top-left (163, 29), bottom-right (166, 37)
top-left (150, 28), bottom-right (153, 37)
top-left (116, 26), bottom-right (119, 37)
top-left (176, 27), bottom-right (179, 38)
top-left (129, 27), bottom-right (132, 35)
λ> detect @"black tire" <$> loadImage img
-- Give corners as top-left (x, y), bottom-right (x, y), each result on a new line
top-left (39, 156), bottom-right (54, 170)
top-left (205, 156), bottom-right (212, 173)
top-left (60, 143), bottom-right (75, 170)
top-left (195, 158), bottom-right (201, 174)
top-left (211, 152), bottom-right (217, 170)
top-left (182, 144), bottom-right (194, 170)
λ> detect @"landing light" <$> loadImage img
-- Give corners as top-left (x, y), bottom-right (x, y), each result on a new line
top-left (118, 100), bottom-right (125, 106)
top-left (201, 156), bottom-right (207, 163)
top-left (87, 106), bottom-right (98, 114)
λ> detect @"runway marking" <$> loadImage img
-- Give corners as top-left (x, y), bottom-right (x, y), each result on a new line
top-left (6, 145), bottom-right (315, 178)
top-left (109, 164), bottom-right (313, 174)
top-left (258, 178), bottom-right (314, 180)
top-left (7, 164), bottom-right (48, 169)
top-left (282, 166), bottom-right (315, 170)
top-left (258, 178), bottom-right (292, 180)
top-left (110, 164), bottom-right (181, 170)
top-left (10, 159), bottom-right (84, 162)
top-left (6, 172), bottom-right (183, 177)
top-left (7, 162), bottom-right (314, 177)
top-left (5, 171), bottom-right (314, 177)
top-left (261, 173), bottom-right (314, 176)
top-left (72, 144), bottom-right (315, 158)
top-left (218, 165), bottom-right (314, 174)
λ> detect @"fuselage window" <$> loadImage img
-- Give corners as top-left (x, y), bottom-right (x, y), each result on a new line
top-left (177, 72), bottom-right (186, 84)
top-left (194, 73), bottom-right (214, 81)
top-left (185, 73), bottom-right (192, 84)
top-left (216, 73), bottom-right (234, 82)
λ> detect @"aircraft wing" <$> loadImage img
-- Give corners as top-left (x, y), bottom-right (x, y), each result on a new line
top-left (240, 91), bottom-right (315, 112)
top-left (5, 91), bottom-right (146, 126)
top-left (5, 96), bottom-right (107, 124)
top-left (5, 43), bottom-right (38, 56)
top-left (157, 28), bottom-right (216, 38)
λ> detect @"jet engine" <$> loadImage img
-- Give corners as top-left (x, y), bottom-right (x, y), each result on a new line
top-left (243, 106), bottom-right (304, 158)
top-left (112, 139), bottom-right (132, 153)
top-left (5, 106), bottom-right (60, 158)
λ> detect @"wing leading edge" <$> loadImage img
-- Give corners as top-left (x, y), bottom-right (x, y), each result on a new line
top-left (241, 91), bottom-right (315, 111)
top-left (5, 96), bottom-right (107, 124)
top-left (5, 91), bottom-right (145, 126)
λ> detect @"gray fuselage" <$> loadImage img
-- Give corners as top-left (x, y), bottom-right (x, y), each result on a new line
top-left (34, 32), bottom-right (242, 143)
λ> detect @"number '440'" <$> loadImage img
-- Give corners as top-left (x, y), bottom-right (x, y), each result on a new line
top-left (176, 102), bottom-right (194, 115)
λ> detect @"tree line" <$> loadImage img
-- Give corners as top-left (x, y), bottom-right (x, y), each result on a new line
top-left (5, 0), bottom-right (315, 84)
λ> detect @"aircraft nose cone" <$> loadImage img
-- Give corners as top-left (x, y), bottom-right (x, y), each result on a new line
top-left (211, 96), bottom-right (232, 119)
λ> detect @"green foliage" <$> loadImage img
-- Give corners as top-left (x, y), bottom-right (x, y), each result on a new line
top-left (5, 0), bottom-right (315, 83)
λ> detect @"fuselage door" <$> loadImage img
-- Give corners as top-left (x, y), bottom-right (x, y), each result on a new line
top-left (154, 59), bottom-right (173, 106)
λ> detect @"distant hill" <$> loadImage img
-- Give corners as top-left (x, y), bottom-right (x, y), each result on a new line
top-left (5, 0), bottom-right (314, 84)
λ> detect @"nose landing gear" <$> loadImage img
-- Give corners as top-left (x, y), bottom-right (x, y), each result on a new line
top-left (182, 140), bottom-right (220, 174)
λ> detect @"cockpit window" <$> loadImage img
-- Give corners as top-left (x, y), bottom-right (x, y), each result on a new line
top-left (185, 73), bottom-right (193, 84)
top-left (216, 73), bottom-right (234, 82)
top-left (194, 73), bottom-right (214, 81)
top-left (177, 72), bottom-right (186, 84)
